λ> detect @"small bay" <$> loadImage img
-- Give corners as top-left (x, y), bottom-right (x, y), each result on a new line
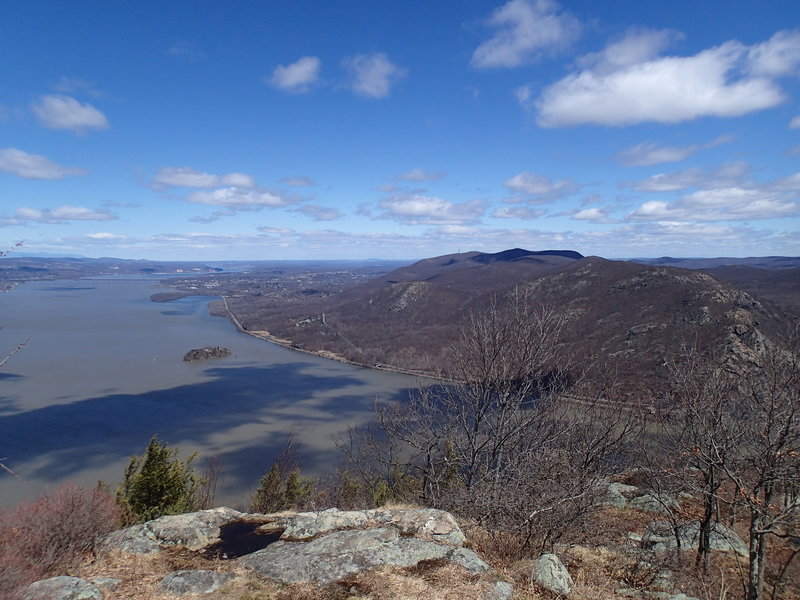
top-left (0, 278), bottom-right (422, 507)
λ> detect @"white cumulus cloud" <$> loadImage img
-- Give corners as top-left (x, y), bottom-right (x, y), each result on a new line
top-left (471, 0), bottom-right (580, 68)
top-left (625, 161), bottom-right (749, 192)
top-left (187, 187), bottom-right (296, 209)
top-left (491, 206), bottom-right (546, 219)
top-left (375, 194), bottom-right (486, 225)
top-left (269, 56), bottom-right (321, 93)
top-left (343, 53), bottom-right (406, 98)
top-left (292, 204), bottom-right (343, 221)
top-left (534, 29), bottom-right (800, 127)
top-left (31, 94), bottom-right (109, 132)
top-left (0, 148), bottom-right (87, 180)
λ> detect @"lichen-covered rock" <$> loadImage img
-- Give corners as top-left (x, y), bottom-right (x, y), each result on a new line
top-left (628, 493), bottom-right (680, 514)
top-left (241, 526), bottom-right (476, 585)
top-left (278, 508), bottom-right (372, 540)
top-left (602, 482), bottom-right (641, 508)
top-left (21, 576), bottom-right (102, 600)
top-left (102, 506), bottom-right (259, 553)
top-left (158, 570), bottom-right (235, 594)
top-left (369, 507), bottom-right (467, 546)
top-left (642, 520), bottom-right (747, 557)
top-left (483, 581), bottom-right (513, 600)
top-left (532, 553), bottom-right (573, 596)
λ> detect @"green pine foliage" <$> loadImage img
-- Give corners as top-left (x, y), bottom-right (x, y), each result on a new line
top-left (117, 435), bottom-right (202, 523)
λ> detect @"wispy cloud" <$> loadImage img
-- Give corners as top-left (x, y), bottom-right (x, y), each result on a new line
top-left (269, 56), bottom-right (321, 93)
top-left (471, 0), bottom-right (580, 69)
top-left (152, 166), bottom-right (255, 189)
top-left (503, 172), bottom-right (581, 201)
top-left (616, 135), bottom-right (734, 167)
top-left (396, 168), bottom-right (446, 182)
top-left (0, 148), bottom-right (87, 180)
top-left (624, 161), bottom-right (749, 192)
top-left (342, 53), bottom-right (406, 98)
top-left (491, 206), bottom-right (546, 219)
top-left (532, 29), bottom-right (800, 127)
top-left (281, 175), bottom-right (316, 187)
top-left (13, 205), bottom-right (117, 224)
top-left (291, 204), bottom-right (343, 221)
top-left (374, 194), bottom-right (486, 225)
top-left (31, 94), bottom-right (109, 133)
top-left (790, 115), bottom-right (800, 129)
top-left (167, 41), bottom-right (207, 62)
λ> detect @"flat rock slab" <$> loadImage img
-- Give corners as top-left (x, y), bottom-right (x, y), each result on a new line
top-left (102, 507), bottom-right (265, 553)
top-left (21, 576), bottom-right (102, 600)
top-left (159, 570), bottom-right (236, 594)
top-left (241, 526), bottom-right (488, 585)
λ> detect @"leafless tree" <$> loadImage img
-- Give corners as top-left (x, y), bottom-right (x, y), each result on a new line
top-left (655, 346), bottom-right (743, 571)
top-left (342, 286), bottom-right (640, 551)
top-left (723, 330), bottom-right (800, 600)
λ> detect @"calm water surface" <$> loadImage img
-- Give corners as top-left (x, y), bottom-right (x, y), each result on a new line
top-left (0, 278), bottom-right (423, 506)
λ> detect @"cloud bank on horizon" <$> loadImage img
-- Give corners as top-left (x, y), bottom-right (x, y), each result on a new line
top-left (1, 0), bottom-right (798, 260)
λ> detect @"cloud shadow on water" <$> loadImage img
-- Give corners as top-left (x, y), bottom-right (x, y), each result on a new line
top-left (0, 362), bottom-right (416, 501)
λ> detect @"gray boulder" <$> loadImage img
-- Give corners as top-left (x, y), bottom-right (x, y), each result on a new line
top-left (484, 581), bottom-right (514, 600)
top-left (602, 482), bottom-right (641, 508)
top-left (532, 553), bottom-right (573, 596)
top-left (102, 506), bottom-right (261, 553)
top-left (643, 520), bottom-right (747, 557)
top-left (21, 576), bottom-right (102, 600)
top-left (241, 526), bottom-right (485, 585)
top-left (158, 570), bottom-right (235, 594)
top-left (628, 493), bottom-right (680, 514)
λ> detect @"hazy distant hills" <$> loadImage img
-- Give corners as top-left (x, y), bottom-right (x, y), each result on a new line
top-left (631, 256), bottom-right (800, 270)
top-left (241, 249), bottom-right (794, 392)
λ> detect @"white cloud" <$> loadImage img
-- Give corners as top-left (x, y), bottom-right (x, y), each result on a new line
top-left (153, 166), bottom-right (256, 189)
top-left (629, 186), bottom-right (798, 222)
top-left (625, 161), bottom-right (750, 192)
top-left (746, 30), bottom-right (800, 76)
top-left (342, 53), bottom-right (406, 98)
top-left (534, 29), bottom-right (800, 127)
top-left (491, 206), bottom-right (546, 219)
top-left (790, 115), bottom-right (800, 129)
top-left (0, 147), bottom-right (87, 180)
top-left (571, 207), bottom-right (616, 223)
top-left (14, 205), bottom-right (117, 224)
top-left (471, 0), bottom-right (580, 69)
top-left (375, 194), bottom-right (486, 225)
top-left (269, 56), bottom-right (321, 93)
top-left (187, 187), bottom-right (296, 209)
top-left (616, 135), bottom-right (734, 167)
top-left (281, 175), bottom-right (316, 187)
top-left (31, 94), bottom-right (109, 132)
top-left (503, 172), bottom-right (580, 200)
top-left (292, 204), bottom-right (343, 221)
top-left (397, 168), bottom-right (446, 182)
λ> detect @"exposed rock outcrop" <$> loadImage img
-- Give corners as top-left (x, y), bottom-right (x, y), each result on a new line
top-left (92, 506), bottom-right (505, 594)
top-left (642, 520), bottom-right (748, 557)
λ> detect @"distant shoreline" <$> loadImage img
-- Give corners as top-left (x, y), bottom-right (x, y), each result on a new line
top-left (214, 295), bottom-right (435, 380)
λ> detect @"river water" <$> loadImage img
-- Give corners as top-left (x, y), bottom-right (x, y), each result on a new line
top-left (0, 278), bottom-right (423, 507)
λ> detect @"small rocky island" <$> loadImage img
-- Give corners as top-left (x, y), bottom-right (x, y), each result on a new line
top-left (182, 346), bottom-right (231, 362)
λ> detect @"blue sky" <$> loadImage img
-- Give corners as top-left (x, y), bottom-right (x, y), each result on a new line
top-left (1, 0), bottom-right (799, 260)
